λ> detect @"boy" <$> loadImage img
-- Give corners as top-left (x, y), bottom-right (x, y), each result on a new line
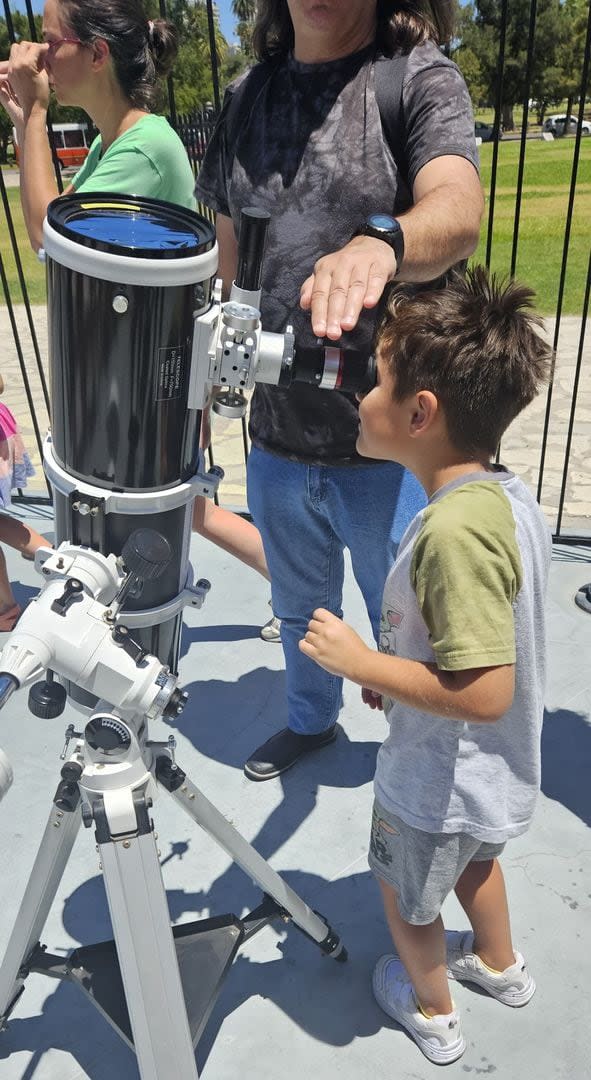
top-left (299, 267), bottom-right (552, 1065)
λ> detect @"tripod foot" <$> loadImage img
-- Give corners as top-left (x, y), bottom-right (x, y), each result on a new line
top-left (294, 911), bottom-right (348, 962)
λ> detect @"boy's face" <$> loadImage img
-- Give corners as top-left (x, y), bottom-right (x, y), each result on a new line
top-left (356, 351), bottom-right (408, 462)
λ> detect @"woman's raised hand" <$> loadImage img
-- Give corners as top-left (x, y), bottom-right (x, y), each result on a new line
top-left (1, 42), bottom-right (51, 123)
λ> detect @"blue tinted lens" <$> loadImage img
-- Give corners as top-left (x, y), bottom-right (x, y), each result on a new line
top-left (67, 211), bottom-right (201, 251)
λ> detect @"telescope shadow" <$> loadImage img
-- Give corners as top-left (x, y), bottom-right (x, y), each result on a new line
top-left (169, 667), bottom-right (380, 883)
top-left (179, 623), bottom-right (263, 648)
top-left (197, 865), bottom-right (389, 1069)
top-left (0, 859), bottom-right (387, 1078)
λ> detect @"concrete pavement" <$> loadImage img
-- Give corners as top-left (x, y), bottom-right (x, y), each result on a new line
top-left (0, 514), bottom-right (588, 1080)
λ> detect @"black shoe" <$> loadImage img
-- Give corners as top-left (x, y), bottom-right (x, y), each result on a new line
top-left (244, 725), bottom-right (338, 781)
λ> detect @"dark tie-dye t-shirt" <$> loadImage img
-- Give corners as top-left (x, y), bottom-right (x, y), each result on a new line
top-left (196, 41), bottom-right (478, 465)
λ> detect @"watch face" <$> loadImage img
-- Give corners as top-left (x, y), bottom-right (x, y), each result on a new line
top-left (368, 213), bottom-right (398, 231)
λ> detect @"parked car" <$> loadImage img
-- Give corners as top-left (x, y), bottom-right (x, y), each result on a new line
top-left (474, 120), bottom-right (501, 142)
top-left (12, 122), bottom-right (91, 170)
top-left (543, 114), bottom-right (591, 136)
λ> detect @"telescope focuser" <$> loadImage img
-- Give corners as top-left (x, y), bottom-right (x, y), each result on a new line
top-left (191, 206), bottom-right (377, 416)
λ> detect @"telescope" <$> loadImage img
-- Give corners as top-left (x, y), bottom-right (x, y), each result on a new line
top-left (0, 195), bottom-right (349, 1079)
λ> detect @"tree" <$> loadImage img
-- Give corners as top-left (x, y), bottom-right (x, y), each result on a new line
top-left (155, 0), bottom-right (229, 113)
top-left (0, 14), bottom-right (42, 161)
top-left (454, 0), bottom-right (564, 130)
top-left (551, 0), bottom-right (591, 131)
top-left (232, 0), bottom-right (256, 58)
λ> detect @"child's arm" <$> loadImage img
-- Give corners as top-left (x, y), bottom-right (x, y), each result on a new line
top-left (299, 608), bottom-right (514, 724)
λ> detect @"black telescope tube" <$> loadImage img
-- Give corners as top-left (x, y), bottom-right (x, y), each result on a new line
top-left (235, 207), bottom-right (271, 292)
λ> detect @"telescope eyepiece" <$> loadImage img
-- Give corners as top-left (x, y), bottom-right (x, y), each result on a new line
top-left (236, 207), bottom-right (271, 293)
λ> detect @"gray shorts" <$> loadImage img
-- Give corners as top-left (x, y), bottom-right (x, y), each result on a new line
top-left (368, 799), bottom-right (506, 925)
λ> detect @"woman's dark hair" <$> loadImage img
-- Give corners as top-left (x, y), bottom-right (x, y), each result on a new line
top-left (252, 1), bottom-right (456, 61)
top-left (60, 0), bottom-right (178, 109)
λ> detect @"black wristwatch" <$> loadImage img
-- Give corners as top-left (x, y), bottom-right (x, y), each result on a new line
top-left (358, 213), bottom-right (404, 271)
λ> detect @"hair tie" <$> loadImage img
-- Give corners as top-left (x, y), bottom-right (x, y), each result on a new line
top-left (147, 19), bottom-right (155, 43)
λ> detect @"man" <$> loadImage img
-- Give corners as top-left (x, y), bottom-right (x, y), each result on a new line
top-left (196, 0), bottom-right (484, 781)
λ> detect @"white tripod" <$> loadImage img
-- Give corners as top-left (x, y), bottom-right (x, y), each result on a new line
top-left (0, 535), bottom-right (346, 1080)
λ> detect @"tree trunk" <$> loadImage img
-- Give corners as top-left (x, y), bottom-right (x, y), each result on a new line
top-left (560, 95), bottom-right (574, 137)
top-left (501, 103), bottom-right (514, 131)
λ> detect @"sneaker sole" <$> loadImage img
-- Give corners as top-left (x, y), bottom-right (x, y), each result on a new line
top-left (447, 965), bottom-right (536, 1007)
top-left (243, 728), bottom-right (338, 782)
top-left (373, 964), bottom-right (466, 1065)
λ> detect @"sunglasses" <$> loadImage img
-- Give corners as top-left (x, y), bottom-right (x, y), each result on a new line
top-left (45, 37), bottom-right (84, 55)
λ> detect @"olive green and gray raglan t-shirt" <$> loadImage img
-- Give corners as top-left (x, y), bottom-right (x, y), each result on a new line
top-left (374, 469), bottom-right (552, 843)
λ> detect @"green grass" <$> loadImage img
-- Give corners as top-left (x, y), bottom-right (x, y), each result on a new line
top-left (2, 186), bottom-right (47, 305)
top-left (474, 137), bottom-right (590, 314)
top-left (2, 136), bottom-right (590, 314)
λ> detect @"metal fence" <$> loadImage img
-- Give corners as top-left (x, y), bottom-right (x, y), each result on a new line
top-left (1, 0), bottom-right (590, 542)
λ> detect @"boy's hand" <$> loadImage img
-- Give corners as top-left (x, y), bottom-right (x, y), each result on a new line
top-left (299, 608), bottom-right (371, 680)
top-left (362, 687), bottom-right (383, 710)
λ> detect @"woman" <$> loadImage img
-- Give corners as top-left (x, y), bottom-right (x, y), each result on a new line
top-left (0, 0), bottom-right (196, 251)
top-left (0, 0), bottom-right (274, 629)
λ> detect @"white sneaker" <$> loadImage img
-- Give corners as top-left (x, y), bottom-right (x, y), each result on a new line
top-left (446, 930), bottom-right (536, 1006)
top-left (372, 955), bottom-right (465, 1065)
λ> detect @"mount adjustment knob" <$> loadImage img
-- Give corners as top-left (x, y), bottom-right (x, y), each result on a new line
top-left (28, 678), bottom-right (67, 719)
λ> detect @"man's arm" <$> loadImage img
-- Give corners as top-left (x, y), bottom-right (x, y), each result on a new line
top-left (299, 608), bottom-right (514, 724)
top-left (300, 155), bottom-right (484, 340)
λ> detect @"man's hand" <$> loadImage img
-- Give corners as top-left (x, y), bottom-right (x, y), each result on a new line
top-left (299, 235), bottom-right (396, 340)
top-left (299, 607), bottom-right (372, 680)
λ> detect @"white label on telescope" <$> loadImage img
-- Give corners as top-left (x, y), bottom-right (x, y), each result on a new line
top-left (155, 347), bottom-right (184, 401)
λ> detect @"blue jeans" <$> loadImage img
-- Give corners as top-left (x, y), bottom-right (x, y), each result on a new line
top-left (247, 446), bottom-right (426, 735)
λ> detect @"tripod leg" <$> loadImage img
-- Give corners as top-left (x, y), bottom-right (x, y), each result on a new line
top-left (157, 759), bottom-right (345, 957)
top-left (0, 761), bottom-right (82, 1025)
top-left (94, 789), bottom-right (199, 1080)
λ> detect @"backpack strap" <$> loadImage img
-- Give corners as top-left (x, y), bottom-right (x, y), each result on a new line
top-left (225, 60), bottom-right (278, 157)
top-left (373, 51), bottom-right (410, 193)
top-left (225, 53), bottom-right (409, 187)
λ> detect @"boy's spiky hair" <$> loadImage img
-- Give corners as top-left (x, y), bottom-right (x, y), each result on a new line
top-left (378, 266), bottom-right (551, 456)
